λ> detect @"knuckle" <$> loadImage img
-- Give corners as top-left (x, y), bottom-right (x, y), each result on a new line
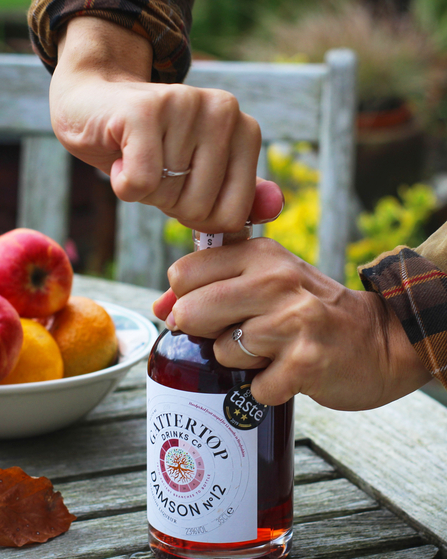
top-left (224, 212), bottom-right (250, 233)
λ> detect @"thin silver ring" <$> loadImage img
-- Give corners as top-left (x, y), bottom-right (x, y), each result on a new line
top-left (162, 167), bottom-right (192, 178)
top-left (232, 328), bottom-right (259, 358)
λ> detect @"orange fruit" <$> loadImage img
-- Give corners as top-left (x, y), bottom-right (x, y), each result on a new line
top-left (0, 319), bottom-right (63, 384)
top-left (50, 296), bottom-right (118, 377)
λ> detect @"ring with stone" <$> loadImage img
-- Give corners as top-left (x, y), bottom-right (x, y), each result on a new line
top-left (232, 328), bottom-right (259, 358)
top-left (161, 167), bottom-right (192, 178)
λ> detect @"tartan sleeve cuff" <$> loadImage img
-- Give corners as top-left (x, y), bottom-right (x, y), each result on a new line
top-left (27, 0), bottom-right (193, 83)
top-left (359, 246), bottom-right (447, 389)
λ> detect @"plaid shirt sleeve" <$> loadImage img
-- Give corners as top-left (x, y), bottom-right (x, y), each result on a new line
top-left (359, 235), bottom-right (447, 390)
top-left (27, 0), bottom-right (193, 83)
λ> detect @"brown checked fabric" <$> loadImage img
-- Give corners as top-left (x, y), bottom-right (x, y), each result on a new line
top-left (27, 0), bottom-right (194, 83)
top-left (359, 246), bottom-right (447, 389)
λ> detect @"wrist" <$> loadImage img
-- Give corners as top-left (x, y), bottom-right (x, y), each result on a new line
top-left (55, 16), bottom-right (153, 83)
top-left (368, 292), bottom-right (432, 399)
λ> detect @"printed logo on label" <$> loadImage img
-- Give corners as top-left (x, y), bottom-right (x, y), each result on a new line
top-left (223, 383), bottom-right (269, 430)
top-left (160, 439), bottom-right (205, 493)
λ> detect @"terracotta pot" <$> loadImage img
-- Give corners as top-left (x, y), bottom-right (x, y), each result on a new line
top-left (355, 101), bottom-right (426, 210)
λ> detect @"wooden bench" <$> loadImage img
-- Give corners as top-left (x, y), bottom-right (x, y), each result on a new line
top-left (0, 50), bottom-right (356, 289)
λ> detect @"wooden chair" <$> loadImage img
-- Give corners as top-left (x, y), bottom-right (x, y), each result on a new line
top-left (0, 50), bottom-right (357, 288)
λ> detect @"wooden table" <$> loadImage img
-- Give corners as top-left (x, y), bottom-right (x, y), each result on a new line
top-left (1, 274), bottom-right (446, 559)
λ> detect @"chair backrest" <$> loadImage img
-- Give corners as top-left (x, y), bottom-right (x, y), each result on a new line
top-left (0, 50), bottom-right (357, 288)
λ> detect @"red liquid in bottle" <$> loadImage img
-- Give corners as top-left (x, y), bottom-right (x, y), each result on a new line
top-left (147, 329), bottom-right (294, 559)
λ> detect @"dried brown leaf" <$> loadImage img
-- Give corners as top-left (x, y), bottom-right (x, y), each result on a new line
top-left (0, 466), bottom-right (76, 547)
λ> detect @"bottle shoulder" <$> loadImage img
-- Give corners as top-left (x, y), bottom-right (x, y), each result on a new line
top-left (148, 329), bottom-right (262, 394)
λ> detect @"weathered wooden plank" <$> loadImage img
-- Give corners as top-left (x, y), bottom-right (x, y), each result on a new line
top-left (85, 387), bottom-right (146, 423)
top-left (55, 469), bottom-right (372, 523)
top-left (0, 511), bottom-right (150, 559)
top-left (115, 202), bottom-right (170, 290)
top-left (117, 360), bottom-right (147, 390)
top-left (55, 471), bottom-right (146, 520)
top-left (352, 545), bottom-right (440, 559)
top-left (0, 509), bottom-right (424, 559)
top-left (291, 509), bottom-right (423, 558)
top-left (106, 556), bottom-right (143, 559)
top-left (294, 478), bottom-right (378, 523)
top-left (17, 135), bottom-right (71, 246)
top-left (295, 444), bottom-right (338, 483)
top-left (295, 391), bottom-right (447, 546)
top-left (0, 419), bottom-right (146, 480)
top-left (0, 54), bottom-right (52, 133)
top-left (185, 60), bottom-right (326, 143)
top-left (317, 49), bottom-right (357, 284)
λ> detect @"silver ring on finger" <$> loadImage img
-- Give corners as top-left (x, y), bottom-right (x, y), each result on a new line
top-left (161, 167), bottom-right (192, 178)
top-left (232, 328), bottom-right (259, 358)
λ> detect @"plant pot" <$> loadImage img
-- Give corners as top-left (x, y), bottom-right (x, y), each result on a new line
top-left (354, 100), bottom-right (426, 210)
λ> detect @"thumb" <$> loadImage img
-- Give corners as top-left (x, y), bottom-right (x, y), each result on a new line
top-left (250, 180), bottom-right (284, 224)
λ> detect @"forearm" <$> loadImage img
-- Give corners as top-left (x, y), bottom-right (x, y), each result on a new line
top-left (28, 0), bottom-right (193, 82)
top-left (55, 17), bottom-right (153, 83)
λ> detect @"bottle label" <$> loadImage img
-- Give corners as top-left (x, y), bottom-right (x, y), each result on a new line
top-left (147, 377), bottom-right (258, 543)
top-left (199, 232), bottom-right (224, 250)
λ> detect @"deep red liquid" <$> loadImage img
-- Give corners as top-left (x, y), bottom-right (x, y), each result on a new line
top-left (148, 330), bottom-right (294, 559)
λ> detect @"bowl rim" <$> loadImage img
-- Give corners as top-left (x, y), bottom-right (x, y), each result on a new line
top-left (0, 300), bottom-right (158, 394)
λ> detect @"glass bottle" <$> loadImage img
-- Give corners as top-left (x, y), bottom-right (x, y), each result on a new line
top-left (147, 223), bottom-right (294, 559)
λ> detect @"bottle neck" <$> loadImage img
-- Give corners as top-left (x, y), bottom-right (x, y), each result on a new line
top-left (193, 221), bottom-right (253, 252)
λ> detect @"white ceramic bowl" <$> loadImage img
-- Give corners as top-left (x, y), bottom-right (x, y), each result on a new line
top-left (0, 301), bottom-right (159, 439)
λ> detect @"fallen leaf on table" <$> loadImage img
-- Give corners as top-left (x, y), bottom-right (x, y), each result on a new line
top-left (0, 466), bottom-right (76, 547)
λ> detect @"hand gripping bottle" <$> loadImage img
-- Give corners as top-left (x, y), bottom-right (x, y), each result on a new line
top-left (147, 222), bottom-right (294, 558)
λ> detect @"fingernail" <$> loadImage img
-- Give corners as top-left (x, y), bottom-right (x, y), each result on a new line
top-left (166, 311), bottom-right (178, 331)
top-left (259, 195), bottom-right (285, 224)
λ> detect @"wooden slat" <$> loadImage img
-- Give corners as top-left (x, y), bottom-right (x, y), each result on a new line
top-left (294, 478), bottom-right (378, 523)
top-left (55, 471), bottom-right (146, 520)
top-left (290, 509), bottom-right (423, 558)
top-left (0, 54), bottom-right (52, 133)
top-left (0, 419), bottom-right (146, 480)
top-left (85, 387), bottom-right (146, 423)
top-left (295, 391), bottom-right (447, 546)
top-left (104, 548), bottom-right (442, 559)
top-left (115, 202), bottom-right (170, 290)
top-left (0, 508), bottom-right (423, 559)
top-left (295, 444), bottom-right (338, 483)
top-left (185, 61), bottom-right (326, 143)
top-left (54, 454), bottom-right (357, 522)
top-left (317, 49), bottom-right (357, 283)
top-left (0, 511), bottom-right (150, 559)
top-left (17, 135), bottom-right (71, 246)
top-left (116, 361), bottom-right (148, 390)
top-left (352, 546), bottom-right (440, 559)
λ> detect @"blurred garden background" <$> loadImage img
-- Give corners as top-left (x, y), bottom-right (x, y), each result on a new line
top-left (2, 0), bottom-right (447, 287)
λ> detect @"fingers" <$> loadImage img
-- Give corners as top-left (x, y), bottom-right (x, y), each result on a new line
top-left (152, 288), bottom-right (177, 321)
top-left (111, 85), bottom-right (262, 232)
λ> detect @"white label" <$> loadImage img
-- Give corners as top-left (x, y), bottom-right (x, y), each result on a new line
top-left (199, 232), bottom-right (224, 250)
top-left (147, 377), bottom-right (258, 543)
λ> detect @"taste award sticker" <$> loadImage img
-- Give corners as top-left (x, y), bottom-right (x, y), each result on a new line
top-left (223, 382), bottom-right (269, 430)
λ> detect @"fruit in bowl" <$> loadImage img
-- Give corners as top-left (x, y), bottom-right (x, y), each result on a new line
top-left (0, 295), bottom-right (23, 381)
top-left (0, 228), bottom-right (73, 318)
top-left (50, 296), bottom-right (118, 377)
top-left (0, 228), bottom-right (119, 385)
top-left (0, 227), bottom-right (159, 437)
top-left (0, 300), bottom-right (158, 438)
top-left (0, 319), bottom-right (63, 385)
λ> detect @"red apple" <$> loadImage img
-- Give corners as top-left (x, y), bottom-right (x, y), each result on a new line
top-left (0, 228), bottom-right (73, 318)
top-left (0, 295), bottom-right (23, 381)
